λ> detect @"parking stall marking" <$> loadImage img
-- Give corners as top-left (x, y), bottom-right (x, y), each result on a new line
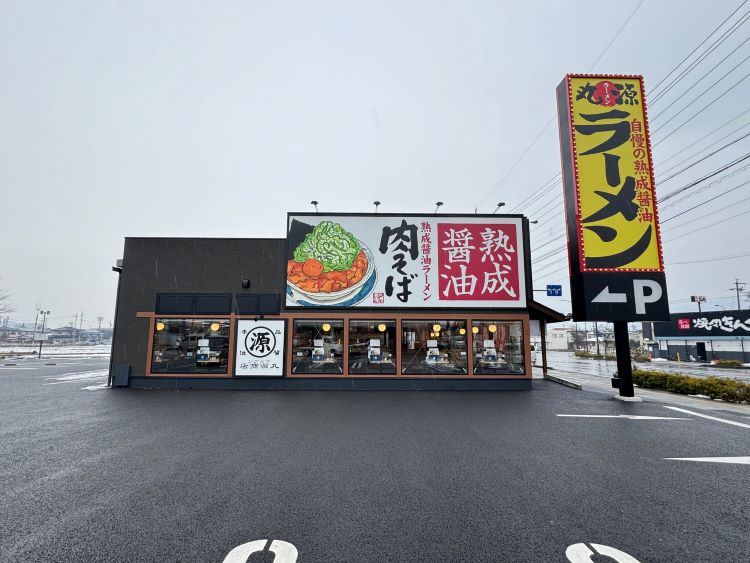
top-left (663, 406), bottom-right (750, 429)
top-left (664, 456), bottom-right (750, 465)
top-left (556, 414), bottom-right (689, 420)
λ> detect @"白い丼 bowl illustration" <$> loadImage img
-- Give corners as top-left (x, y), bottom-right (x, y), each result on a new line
top-left (286, 221), bottom-right (377, 306)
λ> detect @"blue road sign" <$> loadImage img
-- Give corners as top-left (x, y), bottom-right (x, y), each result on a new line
top-left (547, 284), bottom-right (563, 297)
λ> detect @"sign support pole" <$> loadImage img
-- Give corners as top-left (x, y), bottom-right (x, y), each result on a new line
top-left (541, 318), bottom-right (548, 377)
top-left (614, 321), bottom-right (634, 397)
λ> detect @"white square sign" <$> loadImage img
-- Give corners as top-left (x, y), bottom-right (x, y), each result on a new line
top-left (235, 320), bottom-right (285, 377)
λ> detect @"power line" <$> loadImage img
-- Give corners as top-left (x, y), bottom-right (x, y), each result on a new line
top-left (514, 173), bottom-right (561, 212)
top-left (650, 33), bottom-right (750, 119)
top-left (534, 263), bottom-right (569, 279)
top-left (657, 120), bottom-right (750, 178)
top-left (516, 178), bottom-right (563, 216)
top-left (532, 245), bottom-right (566, 264)
top-left (648, 0), bottom-right (749, 93)
top-left (667, 250), bottom-right (750, 265)
top-left (653, 51), bottom-right (750, 134)
top-left (475, 116), bottom-right (555, 210)
top-left (660, 162), bottom-right (750, 210)
top-left (650, 3), bottom-right (750, 103)
top-left (587, 0), bottom-right (645, 70)
top-left (656, 105), bottom-right (750, 167)
top-left (663, 202), bottom-right (750, 243)
top-left (651, 52), bottom-right (750, 134)
top-left (661, 178), bottom-right (750, 223)
top-left (658, 151), bottom-right (750, 201)
top-left (475, 0), bottom-right (645, 211)
top-left (656, 131), bottom-right (750, 185)
top-left (652, 70), bottom-right (750, 146)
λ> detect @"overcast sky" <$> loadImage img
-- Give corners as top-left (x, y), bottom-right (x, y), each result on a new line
top-left (2, 0), bottom-right (749, 328)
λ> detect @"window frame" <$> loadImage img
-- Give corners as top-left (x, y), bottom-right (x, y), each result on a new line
top-left (347, 319), bottom-right (398, 375)
top-left (470, 320), bottom-right (526, 376)
top-left (400, 319), bottom-right (469, 376)
top-left (139, 311), bottom-right (531, 379)
top-left (290, 318), bottom-right (346, 375)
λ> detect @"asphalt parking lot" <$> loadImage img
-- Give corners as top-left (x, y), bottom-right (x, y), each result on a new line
top-left (2, 357), bottom-right (749, 562)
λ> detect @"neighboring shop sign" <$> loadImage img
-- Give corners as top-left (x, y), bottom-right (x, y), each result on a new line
top-left (235, 320), bottom-right (285, 376)
top-left (286, 214), bottom-right (527, 308)
top-left (556, 74), bottom-right (669, 321)
top-left (655, 311), bottom-right (750, 338)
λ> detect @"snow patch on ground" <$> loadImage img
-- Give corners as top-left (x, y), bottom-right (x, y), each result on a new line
top-left (0, 344), bottom-right (111, 359)
top-left (81, 382), bottom-right (109, 390)
top-left (45, 369), bottom-right (109, 384)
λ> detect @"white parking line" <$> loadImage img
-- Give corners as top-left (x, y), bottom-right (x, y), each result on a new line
top-left (663, 406), bottom-right (750, 429)
top-left (557, 414), bottom-right (689, 420)
top-left (664, 456), bottom-right (750, 465)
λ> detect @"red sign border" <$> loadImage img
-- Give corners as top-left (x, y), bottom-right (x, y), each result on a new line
top-left (562, 73), bottom-right (666, 274)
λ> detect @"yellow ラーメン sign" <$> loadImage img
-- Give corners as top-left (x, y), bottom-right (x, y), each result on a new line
top-left (566, 75), bottom-right (664, 272)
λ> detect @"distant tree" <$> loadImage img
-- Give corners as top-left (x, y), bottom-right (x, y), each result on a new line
top-left (569, 328), bottom-right (588, 351)
top-left (0, 281), bottom-right (13, 315)
top-left (599, 324), bottom-right (615, 356)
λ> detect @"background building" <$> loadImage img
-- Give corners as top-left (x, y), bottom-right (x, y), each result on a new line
top-left (653, 310), bottom-right (750, 362)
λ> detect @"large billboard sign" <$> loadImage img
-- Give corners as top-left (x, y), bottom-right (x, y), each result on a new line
top-left (556, 74), bottom-right (669, 321)
top-left (286, 214), bottom-right (528, 308)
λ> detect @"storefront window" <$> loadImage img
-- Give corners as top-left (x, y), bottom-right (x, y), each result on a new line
top-left (291, 320), bottom-right (344, 374)
top-left (471, 321), bottom-right (525, 375)
top-left (151, 318), bottom-right (230, 374)
top-left (401, 320), bottom-right (468, 375)
top-left (348, 320), bottom-right (396, 374)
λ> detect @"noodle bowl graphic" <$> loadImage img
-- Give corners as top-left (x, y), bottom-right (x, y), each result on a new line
top-left (287, 222), bottom-right (376, 305)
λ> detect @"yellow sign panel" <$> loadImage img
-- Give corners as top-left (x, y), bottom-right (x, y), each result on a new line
top-left (565, 75), bottom-right (664, 272)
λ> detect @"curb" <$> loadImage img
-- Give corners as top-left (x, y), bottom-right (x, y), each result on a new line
top-left (543, 373), bottom-right (582, 390)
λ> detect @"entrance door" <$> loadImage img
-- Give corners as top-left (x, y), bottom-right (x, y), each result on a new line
top-left (696, 342), bottom-right (707, 362)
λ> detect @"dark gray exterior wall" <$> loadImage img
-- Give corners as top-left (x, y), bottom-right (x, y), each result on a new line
top-left (111, 237), bottom-right (286, 381)
top-left (111, 236), bottom-right (548, 390)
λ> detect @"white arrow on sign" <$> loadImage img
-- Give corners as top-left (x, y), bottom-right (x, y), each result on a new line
top-left (664, 456), bottom-right (750, 465)
top-left (591, 286), bottom-right (628, 304)
top-left (566, 543), bottom-right (641, 563)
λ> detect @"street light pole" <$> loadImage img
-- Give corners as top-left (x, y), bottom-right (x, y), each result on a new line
top-left (38, 310), bottom-right (50, 358)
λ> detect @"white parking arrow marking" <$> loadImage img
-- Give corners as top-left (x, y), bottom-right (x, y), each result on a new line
top-left (591, 286), bottom-right (628, 303)
top-left (664, 456), bottom-right (750, 465)
top-left (223, 539), bottom-right (298, 562)
top-left (566, 543), bottom-right (641, 562)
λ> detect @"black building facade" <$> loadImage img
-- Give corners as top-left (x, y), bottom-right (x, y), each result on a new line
top-left (110, 214), bottom-right (564, 390)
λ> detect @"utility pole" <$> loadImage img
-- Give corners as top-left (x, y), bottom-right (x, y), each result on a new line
top-left (729, 279), bottom-right (746, 311)
top-left (79, 312), bottom-right (84, 342)
top-left (73, 314), bottom-right (78, 345)
top-left (38, 310), bottom-right (50, 358)
top-left (595, 322), bottom-right (601, 356)
top-left (32, 306), bottom-right (40, 343)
